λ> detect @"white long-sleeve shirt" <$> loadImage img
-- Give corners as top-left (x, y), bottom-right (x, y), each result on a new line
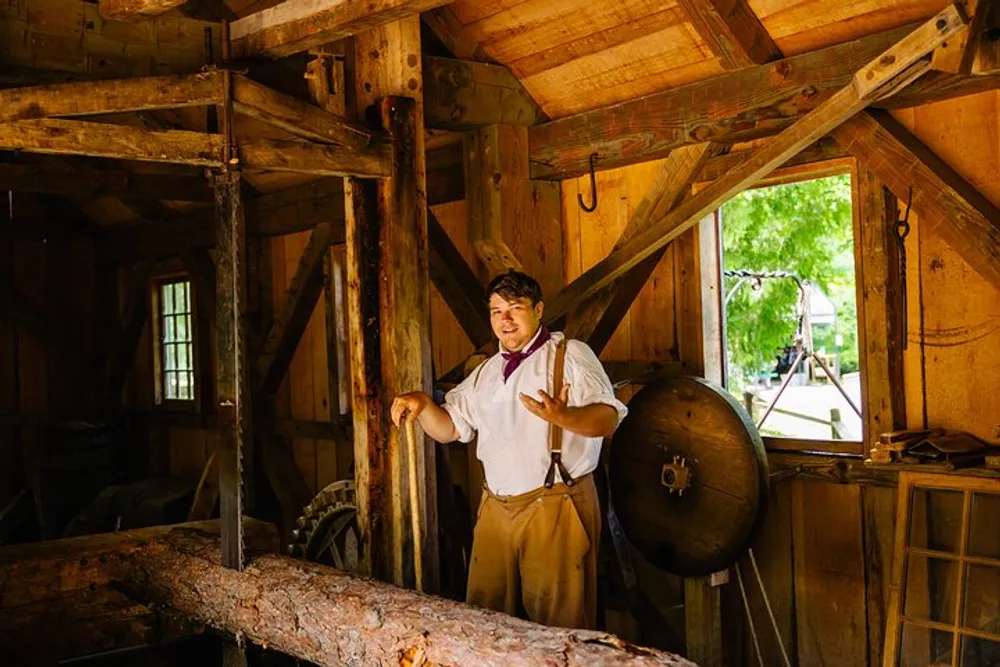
top-left (442, 329), bottom-right (628, 496)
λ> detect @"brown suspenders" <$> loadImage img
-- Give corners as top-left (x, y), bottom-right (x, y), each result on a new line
top-left (544, 339), bottom-right (574, 489)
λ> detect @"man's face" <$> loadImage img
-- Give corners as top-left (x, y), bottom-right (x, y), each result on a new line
top-left (489, 293), bottom-right (543, 352)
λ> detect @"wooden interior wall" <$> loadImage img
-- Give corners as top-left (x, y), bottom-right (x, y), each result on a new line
top-left (738, 91), bottom-right (1000, 667)
top-left (0, 194), bottom-right (97, 509)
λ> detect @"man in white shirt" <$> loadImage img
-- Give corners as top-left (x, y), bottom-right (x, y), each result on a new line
top-left (391, 271), bottom-right (627, 629)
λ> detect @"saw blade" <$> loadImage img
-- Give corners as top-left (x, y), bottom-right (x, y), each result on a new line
top-left (216, 166), bottom-right (246, 572)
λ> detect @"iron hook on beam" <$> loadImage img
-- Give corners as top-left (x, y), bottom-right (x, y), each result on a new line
top-left (577, 152), bottom-right (599, 213)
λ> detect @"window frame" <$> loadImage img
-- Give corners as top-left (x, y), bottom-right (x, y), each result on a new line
top-left (707, 157), bottom-right (876, 453)
top-left (151, 272), bottom-right (201, 412)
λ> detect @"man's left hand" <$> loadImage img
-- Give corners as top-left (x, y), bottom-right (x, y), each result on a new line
top-left (519, 384), bottom-right (571, 426)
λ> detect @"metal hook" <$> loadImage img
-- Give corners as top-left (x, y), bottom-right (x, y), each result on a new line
top-left (896, 186), bottom-right (912, 240)
top-left (577, 152), bottom-right (599, 213)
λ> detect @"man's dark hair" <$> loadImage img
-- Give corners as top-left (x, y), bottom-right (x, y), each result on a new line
top-left (487, 270), bottom-right (543, 305)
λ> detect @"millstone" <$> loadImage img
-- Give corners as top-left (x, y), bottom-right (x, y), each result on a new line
top-left (609, 376), bottom-right (768, 577)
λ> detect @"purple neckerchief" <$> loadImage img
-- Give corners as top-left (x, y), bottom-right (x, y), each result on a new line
top-left (500, 325), bottom-right (551, 383)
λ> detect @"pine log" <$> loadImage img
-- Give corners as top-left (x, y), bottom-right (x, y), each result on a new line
top-left (0, 521), bottom-right (696, 667)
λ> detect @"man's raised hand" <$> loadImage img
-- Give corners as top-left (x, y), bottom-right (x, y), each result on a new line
top-left (519, 384), bottom-right (570, 426)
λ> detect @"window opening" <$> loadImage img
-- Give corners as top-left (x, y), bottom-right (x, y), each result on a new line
top-left (720, 174), bottom-right (862, 441)
top-left (157, 279), bottom-right (195, 402)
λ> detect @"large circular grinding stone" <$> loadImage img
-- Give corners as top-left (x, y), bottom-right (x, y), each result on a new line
top-left (609, 376), bottom-right (769, 577)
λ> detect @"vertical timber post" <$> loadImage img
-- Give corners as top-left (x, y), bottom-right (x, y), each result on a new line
top-left (215, 25), bottom-right (250, 664)
top-left (852, 162), bottom-right (903, 667)
top-left (347, 18), bottom-right (438, 592)
top-left (379, 95), bottom-right (435, 591)
top-left (344, 175), bottom-right (388, 581)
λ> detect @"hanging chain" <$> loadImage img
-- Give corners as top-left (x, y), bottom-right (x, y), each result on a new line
top-left (894, 187), bottom-right (912, 350)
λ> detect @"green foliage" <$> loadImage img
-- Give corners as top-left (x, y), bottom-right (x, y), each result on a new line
top-left (721, 175), bottom-right (858, 387)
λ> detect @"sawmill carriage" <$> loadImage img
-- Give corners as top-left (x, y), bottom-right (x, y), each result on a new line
top-left (1, 0), bottom-right (999, 665)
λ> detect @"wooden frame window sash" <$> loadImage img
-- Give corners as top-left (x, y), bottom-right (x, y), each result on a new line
top-left (152, 276), bottom-right (197, 407)
top-left (883, 472), bottom-right (1000, 666)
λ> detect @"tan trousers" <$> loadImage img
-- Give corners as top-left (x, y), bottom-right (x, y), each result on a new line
top-left (465, 473), bottom-right (600, 630)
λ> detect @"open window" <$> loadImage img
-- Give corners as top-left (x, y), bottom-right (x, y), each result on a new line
top-left (718, 172), bottom-right (863, 444)
top-left (152, 277), bottom-right (197, 406)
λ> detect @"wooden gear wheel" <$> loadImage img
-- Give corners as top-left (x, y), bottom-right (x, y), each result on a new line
top-left (609, 376), bottom-right (769, 577)
top-left (287, 479), bottom-right (361, 571)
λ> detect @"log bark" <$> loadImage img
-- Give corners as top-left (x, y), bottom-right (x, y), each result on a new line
top-left (0, 521), bottom-right (697, 667)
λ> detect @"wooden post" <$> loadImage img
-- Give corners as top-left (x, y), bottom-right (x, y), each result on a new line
top-left (851, 163), bottom-right (904, 667)
top-left (377, 95), bottom-right (436, 591)
top-left (685, 576), bottom-right (724, 667)
top-left (345, 18), bottom-right (437, 592)
top-left (306, 46), bottom-right (352, 482)
top-left (851, 163), bottom-right (907, 447)
top-left (699, 212), bottom-right (727, 386)
top-left (344, 176), bottom-right (389, 581)
top-left (463, 124), bottom-right (525, 277)
top-left (214, 166), bottom-right (250, 569)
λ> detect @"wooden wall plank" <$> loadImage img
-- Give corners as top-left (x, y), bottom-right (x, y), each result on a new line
top-left (428, 200), bottom-right (480, 383)
top-left (861, 484), bottom-right (896, 667)
top-left (743, 480), bottom-right (796, 666)
top-left (13, 241), bottom-right (48, 415)
top-left (791, 481), bottom-right (867, 667)
top-left (283, 231), bottom-right (318, 497)
top-left (890, 93), bottom-right (1000, 442)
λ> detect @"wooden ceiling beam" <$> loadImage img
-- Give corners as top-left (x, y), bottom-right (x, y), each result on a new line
top-left (232, 75), bottom-right (377, 149)
top-left (98, 0), bottom-right (187, 21)
top-left (102, 179), bottom-right (346, 264)
top-left (0, 72), bottom-right (225, 122)
top-left (1, 0), bottom-right (217, 80)
top-left (101, 146), bottom-right (462, 265)
top-left (540, 5), bottom-right (966, 324)
top-left (678, 0), bottom-right (782, 69)
top-left (529, 22), bottom-right (998, 180)
top-left (831, 109), bottom-right (1000, 291)
top-left (241, 138), bottom-right (392, 178)
top-left (423, 56), bottom-right (545, 130)
top-left (695, 137), bottom-right (850, 184)
top-left (0, 119), bottom-right (224, 166)
top-left (229, 0), bottom-right (453, 59)
top-left (0, 163), bottom-right (213, 202)
top-left (179, 0), bottom-right (237, 22)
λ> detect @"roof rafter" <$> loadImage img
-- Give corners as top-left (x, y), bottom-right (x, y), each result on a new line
top-left (229, 0), bottom-right (453, 58)
top-left (678, 0), bottom-right (782, 68)
top-left (541, 5), bottom-right (966, 323)
top-left (528, 21), bottom-right (1000, 179)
